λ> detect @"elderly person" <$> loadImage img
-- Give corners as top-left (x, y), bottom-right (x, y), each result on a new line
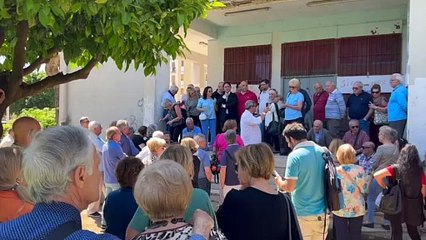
top-left (374, 145), bottom-right (426, 240)
top-left (136, 130), bottom-right (163, 160)
top-left (104, 157), bottom-right (144, 239)
top-left (126, 145), bottom-right (217, 240)
top-left (219, 129), bottom-right (241, 201)
top-left (185, 85), bottom-right (201, 127)
top-left (116, 120), bottom-right (139, 156)
top-left (367, 84), bottom-right (388, 146)
top-left (280, 78), bottom-right (305, 155)
top-left (307, 120), bottom-right (333, 147)
top-left (79, 116), bottom-right (90, 128)
top-left (264, 88), bottom-right (282, 153)
top-left (132, 161), bottom-right (225, 240)
top-left (213, 119), bottom-right (244, 163)
top-left (197, 86), bottom-right (217, 146)
top-left (182, 117), bottom-right (202, 138)
top-left (346, 81), bottom-right (372, 135)
top-left (388, 73), bottom-right (408, 139)
top-left (364, 126), bottom-right (399, 229)
top-left (0, 147), bottom-right (33, 222)
top-left (0, 126), bottom-right (119, 239)
top-left (355, 141), bottom-right (376, 177)
top-left (240, 100), bottom-right (266, 145)
top-left (103, 126), bottom-right (127, 194)
top-left (181, 138), bottom-right (202, 188)
top-left (313, 83), bottom-right (329, 122)
top-left (194, 134), bottom-right (213, 195)
top-left (141, 137), bottom-right (166, 166)
top-left (325, 81), bottom-right (346, 138)
top-left (161, 98), bottom-right (186, 143)
top-left (11, 116), bottom-right (41, 149)
top-left (217, 143), bottom-right (302, 239)
top-left (236, 80), bottom-right (258, 119)
top-left (333, 144), bottom-right (367, 240)
top-left (342, 119), bottom-right (370, 154)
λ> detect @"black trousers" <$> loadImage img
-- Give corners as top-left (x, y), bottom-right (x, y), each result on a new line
top-left (333, 215), bottom-right (363, 240)
top-left (388, 215), bottom-right (420, 240)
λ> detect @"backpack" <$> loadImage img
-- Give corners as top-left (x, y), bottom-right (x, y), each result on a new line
top-left (322, 149), bottom-right (342, 212)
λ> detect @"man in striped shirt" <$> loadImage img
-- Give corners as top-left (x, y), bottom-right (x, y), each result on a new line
top-left (325, 81), bottom-right (346, 138)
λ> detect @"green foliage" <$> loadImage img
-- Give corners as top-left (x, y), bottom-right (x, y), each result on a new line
top-left (0, 0), bottom-right (214, 76)
top-left (16, 108), bottom-right (57, 129)
top-left (10, 72), bottom-right (55, 114)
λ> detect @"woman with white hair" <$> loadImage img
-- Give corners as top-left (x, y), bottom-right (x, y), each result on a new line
top-left (281, 78), bottom-right (305, 155)
top-left (141, 137), bottom-right (166, 166)
top-left (0, 126), bottom-right (119, 239)
top-left (132, 160), bottom-right (225, 240)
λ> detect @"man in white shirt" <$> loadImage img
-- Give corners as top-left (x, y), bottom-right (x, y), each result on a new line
top-left (258, 79), bottom-right (271, 142)
top-left (87, 120), bottom-right (105, 217)
top-left (240, 100), bottom-right (266, 145)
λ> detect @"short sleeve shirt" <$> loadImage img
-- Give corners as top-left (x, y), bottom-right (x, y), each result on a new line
top-left (285, 92), bottom-right (304, 120)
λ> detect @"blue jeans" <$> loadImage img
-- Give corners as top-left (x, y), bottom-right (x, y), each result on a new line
top-left (359, 119), bottom-right (370, 135)
top-left (367, 179), bottom-right (390, 225)
top-left (201, 118), bottom-right (216, 145)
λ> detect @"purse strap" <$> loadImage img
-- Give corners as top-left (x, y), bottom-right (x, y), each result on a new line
top-left (44, 221), bottom-right (80, 240)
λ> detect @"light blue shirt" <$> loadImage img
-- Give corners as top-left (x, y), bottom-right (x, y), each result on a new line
top-left (285, 141), bottom-right (326, 216)
top-left (102, 140), bottom-right (127, 184)
top-left (388, 84), bottom-right (408, 121)
top-left (196, 149), bottom-right (211, 179)
top-left (161, 90), bottom-right (176, 107)
top-left (325, 89), bottom-right (346, 119)
top-left (285, 92), bottom-right (304, 120)
top-left (197, 98), bottom-right (216, 119)
top-left (182, 126), bottom-right (202, 138)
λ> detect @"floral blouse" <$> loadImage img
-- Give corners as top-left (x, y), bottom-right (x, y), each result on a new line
top-left (332, 164), bottom-right (368, 218)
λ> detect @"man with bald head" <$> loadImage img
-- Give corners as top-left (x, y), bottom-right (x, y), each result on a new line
top-left (307, 120), bottom-right (333, 147)
top-left (12, 116), bottom-right (41, 149)
top-left (346, 81), bottom-right (372, 135)
top-left (236, 81), bottom-right (258, 119)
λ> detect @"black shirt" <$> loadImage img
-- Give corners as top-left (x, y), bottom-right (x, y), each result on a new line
top-left (217, 187), bottom-right (301, 240)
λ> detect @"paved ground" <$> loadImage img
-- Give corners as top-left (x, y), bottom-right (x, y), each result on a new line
top-left (81, 154), bottom-right (426, 239)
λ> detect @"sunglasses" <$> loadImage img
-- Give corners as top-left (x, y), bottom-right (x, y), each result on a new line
top-left (351, 125), bottom-right (359, 129)
top-left (372, 91), bottom-right (380, 94)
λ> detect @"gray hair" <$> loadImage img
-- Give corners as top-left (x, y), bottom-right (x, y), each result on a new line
top-left (193, 134), bottom-right (206, 144)
top-left (326, 81), bottom-right (336, 87)
top-left (379, 125), bottom-right (398, 143)
top-left (349, 119), bottom-right (359, 127)
top-left (116, 120), bottom-right (129, 130)
top-left (169, 85), bottom-right (179, 92)
top-left (245, 100), bottom-right (257, 110)
top-left (162, 98), bottom-right (173, 108)
top-left (186, 117), bottom-right (194, 124)
top-left (23, 126), bottom-right (95, 203)
top-left (289, 78), bottom-right (301, 88)
top-left (152, 130), bottom-right (164, 139)
top-left (88, 121), bottom-right (101, 131)
top-left (224, 129), bottom-right (237, 144)
top-left (353, 81), bottom-right (363, 88)
top-left (391, 73), bottom-right (403, 83)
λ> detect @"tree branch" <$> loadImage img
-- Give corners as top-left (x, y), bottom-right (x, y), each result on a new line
top-left (9, 21), bottom-right (29, 86)
top-left (17, 55), bottom-right (101, 100)
top-left (23, 49), bottom-right (59, 76)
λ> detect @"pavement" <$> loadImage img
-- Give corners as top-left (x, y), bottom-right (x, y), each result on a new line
top-left (81, 154), bottom-right (426, 239)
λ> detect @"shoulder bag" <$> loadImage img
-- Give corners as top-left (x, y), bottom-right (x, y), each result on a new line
top-left (378, 164), bottom-right (402, 215)
top-left (267, 103), bottom-right (281, 136)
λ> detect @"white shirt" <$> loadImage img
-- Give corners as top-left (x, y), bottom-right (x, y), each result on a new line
top-left (240, 110), bottom-right (262, 145)
top-left (0, 134), bottom-right (14, 148)
top-left (265, 102), bottom-right (282, 127)
top-left (258, 88), bottom-right (270, 113)
top-left (136, 145), bottom-right (151, 160)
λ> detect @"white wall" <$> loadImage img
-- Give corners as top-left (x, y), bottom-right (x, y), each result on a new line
top-left (59, 59), bottom-right (169, 133)
top-left (407, 0), bottom-right (426, 157)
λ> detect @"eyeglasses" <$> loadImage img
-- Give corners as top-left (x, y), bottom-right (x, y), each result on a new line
top-left (289, 86), bottom-right (296, 89)
top-left (352, 87), bottom-right (359, 90)
top-left (362, 146), bottom-right (372, 149)
top-left (372, 91), bottom-right (380, 94)
top-left (351, 125), bottom-right (359, 129)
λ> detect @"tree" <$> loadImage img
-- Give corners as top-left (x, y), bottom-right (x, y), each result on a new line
top-left (0, 0), bottom-right (222, 136)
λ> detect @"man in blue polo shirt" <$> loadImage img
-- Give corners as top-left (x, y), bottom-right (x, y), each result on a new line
top-left (388, 73), bottom-right (408, 139)
top-left (346, 81), bottom-right (372, 134)
top-left (182, 117), bottom-right (202, 138)
top-left (275, 122), bottom-right (327, 240)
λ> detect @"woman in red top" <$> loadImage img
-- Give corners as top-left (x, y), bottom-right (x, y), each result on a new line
top-left (374, 144), bottom-right (426, 240)
top-left (0, 147), bottom-right (34, 222)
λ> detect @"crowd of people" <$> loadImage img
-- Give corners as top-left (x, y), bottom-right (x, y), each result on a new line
top-left (0, 72), bottom-right (424, 240)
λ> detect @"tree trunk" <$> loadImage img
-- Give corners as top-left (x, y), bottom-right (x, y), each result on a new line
top-left (0, 104), bottom-right (8, 137)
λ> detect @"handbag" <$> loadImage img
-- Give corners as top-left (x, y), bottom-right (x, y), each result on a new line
top-left (374, 109), bottom-right (388, 125)
top-left (378, 165), bottom-right (402, 215)
top-left (199, 112), bottom-right (207, 121)
top-left (267, 103), bottom-right (281, 136)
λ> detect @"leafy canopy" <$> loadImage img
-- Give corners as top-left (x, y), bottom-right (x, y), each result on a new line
top-left (0, 0), bottom-right (218, 76)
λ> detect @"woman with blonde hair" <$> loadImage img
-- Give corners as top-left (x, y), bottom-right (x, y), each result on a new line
top-left (217, 143), bottom-right (302, 239)
top-left (181, 138), bottom-right (210, 194)
top-left (0, 147), bottom-right (33, 222)
top-left (333, 144), bottom-right (367, 239)
top-left (141, 137), bottom-right (166, 166)
top-left (126, 145), bottom-right (217, 240)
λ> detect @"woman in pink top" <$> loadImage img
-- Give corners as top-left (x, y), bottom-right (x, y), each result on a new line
top-left (213, 119), bottom-right (244, 163)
